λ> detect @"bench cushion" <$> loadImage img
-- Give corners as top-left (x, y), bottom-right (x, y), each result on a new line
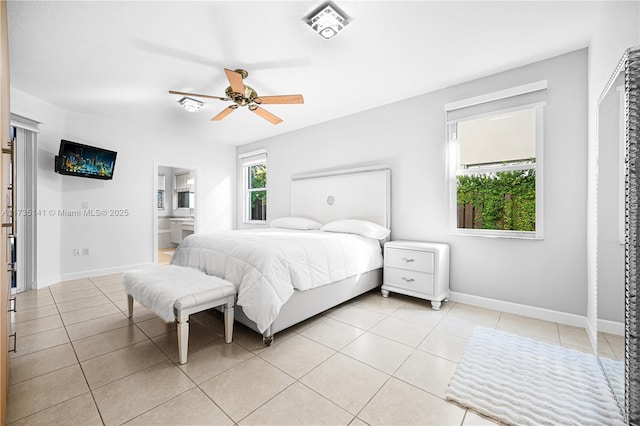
top-left (174, 285), bottom-right (236, 316)
top-left (124, 265), bottom-right (236, 322)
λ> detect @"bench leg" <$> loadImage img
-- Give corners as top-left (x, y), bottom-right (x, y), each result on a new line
top-left (177, 315), bottom-right (189, 365)
top-left (127, 295), bottom-right (134, 319)
top-left (224, 302), bottom-right (234, 344)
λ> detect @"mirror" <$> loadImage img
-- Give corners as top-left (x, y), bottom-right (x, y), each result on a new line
top-left (597, 58), bottom-right (625, 414)
top-left (597, 46), bottom-right (640, 424)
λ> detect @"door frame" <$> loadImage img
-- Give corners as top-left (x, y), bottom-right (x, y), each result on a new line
top-left (152, 161), bottom-right (198, 264)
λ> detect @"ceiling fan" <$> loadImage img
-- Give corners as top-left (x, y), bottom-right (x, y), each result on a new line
top-left (170, 68), bottom-right (304, 125)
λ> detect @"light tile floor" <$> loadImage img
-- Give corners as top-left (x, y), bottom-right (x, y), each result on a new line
top-left (7, 274), bottom-right (621, 425)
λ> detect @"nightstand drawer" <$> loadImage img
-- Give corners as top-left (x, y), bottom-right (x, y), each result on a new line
top-left (385, 248), bottom-right (434, 273)
top-left (384, 266), bottom-right (434, 294)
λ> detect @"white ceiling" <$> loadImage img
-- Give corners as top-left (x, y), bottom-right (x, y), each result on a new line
top-left (7, 1), bottom-right (602, 146)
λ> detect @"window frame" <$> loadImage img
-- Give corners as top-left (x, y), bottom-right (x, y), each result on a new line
top-left (157, 190), bottom-right (164, 209)
top-left (446, 85), bottom-right (545, 240)
top-left (157, 174), bottom-right (165, 210)
top-left (240, 150), bottom-right (268, 224)
top-left (174, 172), bottom-right (194, 210)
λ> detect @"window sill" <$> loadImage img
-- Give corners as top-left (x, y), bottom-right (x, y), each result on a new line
top-left (452, 229), bottom-right (543, 240)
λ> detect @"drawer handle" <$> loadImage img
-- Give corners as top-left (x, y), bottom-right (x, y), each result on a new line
top-left (401, 258), bottom-right (414, 263)
top-left (402, 277), bottom-right (415, 283)
top-left (8, 332), bottom-right (16, 353)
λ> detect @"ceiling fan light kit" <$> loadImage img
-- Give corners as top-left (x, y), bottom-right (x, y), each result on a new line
top-left (304, 1), bottom-right (351, 40)
top-left (170, 68), bottom-right (304, 125)
top-left (178, 97), bottom-right (204, 112)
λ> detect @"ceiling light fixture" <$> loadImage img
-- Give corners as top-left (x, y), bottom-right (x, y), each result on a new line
top-left (304, 1), bottom-right (351, 40)
top-left (179, 97), bottom-right (204, 112)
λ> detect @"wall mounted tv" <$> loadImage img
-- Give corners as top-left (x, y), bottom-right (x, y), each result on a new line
top-left (55, 140), bottom-right (117, 180)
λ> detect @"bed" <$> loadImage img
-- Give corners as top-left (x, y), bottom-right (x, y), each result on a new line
top-left (171, 165), bottom-right (391, 344)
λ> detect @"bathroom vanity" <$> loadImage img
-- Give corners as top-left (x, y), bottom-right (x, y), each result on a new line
top-left (170, 218), bottom-right (194, 244)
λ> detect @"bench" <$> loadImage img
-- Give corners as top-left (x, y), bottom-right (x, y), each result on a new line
top-left (123, 265), bottom-right (236, 364)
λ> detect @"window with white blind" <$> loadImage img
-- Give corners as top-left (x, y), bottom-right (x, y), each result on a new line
top-left (174, 172), bottom-right (194, 209)
top-left (446, 81), bottom-right (546, 239)
top-left (240, 149), bottom-right (267, 223)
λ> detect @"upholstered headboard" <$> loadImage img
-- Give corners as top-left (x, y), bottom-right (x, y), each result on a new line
top-left (290, 166), bottom-right (391, 230)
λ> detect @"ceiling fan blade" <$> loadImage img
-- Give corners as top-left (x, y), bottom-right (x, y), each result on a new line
top-left (249, 105), bottom-right (283, 125)
top-left (224, 68), bottom-right (246, 94)
top-left (211, 105), bottom-right (238, 121)
top-left (169, 90), bottom-right (228, 101)
top-left (254, 95), bottom-right (304, 105)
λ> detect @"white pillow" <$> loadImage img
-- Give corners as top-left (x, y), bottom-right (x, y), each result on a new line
top-left (269, 216), bottom-right (322, 230)
top-left (321, 219), bottom-right (390, 240)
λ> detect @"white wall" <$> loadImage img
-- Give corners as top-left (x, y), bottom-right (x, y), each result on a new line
top-left (237, 49), bottom-right (589, 316)
top-left (587, 1), bottom-right (640, 337)
top-left (11, 88), bottom-right (236, 286)
top-left (11, 89), bottom-right (66, 287)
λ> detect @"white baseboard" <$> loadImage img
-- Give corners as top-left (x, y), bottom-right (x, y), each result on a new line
top-left (36, 262), bottom-right (154, 288)
top-left (586, 319), bottom-right (598, 349)
top-left (35, 275), bottom-right (62, 289)
top-left (597, 318), bottom-right (624, 336)
top-left (448, 291), bottom-right (587, 329)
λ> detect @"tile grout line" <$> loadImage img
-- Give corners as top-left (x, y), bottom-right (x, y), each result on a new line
top-left (350, 374), bottom-right (393, 423)
top-left (54, 284), bottom-right (108, 426)
top-left (8, 276), bottom-right (187, 424)
top-left (234, 380), bottom-right (299, 424)
top-left (7, 350), bottom-right (77, 388)
top-left (81, 277), bottom-right (182, 400)
top-left (316, 301), bottom-right (450, 424)
top-left (8, 283), bottom-right (109, 425)
top-left (192, 353), bottom-right (264, 425)
top-left (12, 276), bottom-right (568, 426)
top-left (298, 347), bottom-right (388, 424)
top-left (258, 298), bottom-right (452, 423)
top-left (130, 300), bottom-right (243, 425)
top-left (225, 330), bottom-right (350, 423)
top-left (67, 322), bottom-right (145, 362)
top-left (83, 278), bottom-right (182, 425)
top-left (294, 380), bottom-right (359, 423)
top-left (346, 301), bottom-right (467, 419)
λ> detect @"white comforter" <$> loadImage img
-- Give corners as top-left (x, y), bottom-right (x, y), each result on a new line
top-left (170, 229), bottom-right (383, 332)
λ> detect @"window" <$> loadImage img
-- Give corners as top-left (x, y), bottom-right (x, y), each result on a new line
top-left (240, 150), bottom-right (267, 223)
top-left (157, 174), bottom-right (165, 209)
top-left (446, 82), bottom-right (546, 238)
top-left (175, 172), bottom-right (194, 209)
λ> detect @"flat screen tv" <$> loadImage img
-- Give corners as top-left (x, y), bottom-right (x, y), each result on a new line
top-left (55, 139), bottom-right (117, 180)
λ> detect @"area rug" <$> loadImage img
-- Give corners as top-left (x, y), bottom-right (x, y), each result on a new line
top-left (599, 355), bottom-right (625, 410)
top-left (445, 327), bottom-right (624, 426)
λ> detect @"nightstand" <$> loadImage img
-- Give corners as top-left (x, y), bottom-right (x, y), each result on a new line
top-left (381, 240), bottom-right (450, 310)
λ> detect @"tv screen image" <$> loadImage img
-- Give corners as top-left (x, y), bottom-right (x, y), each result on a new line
top-left (56, 140), bottom-right (117, 180)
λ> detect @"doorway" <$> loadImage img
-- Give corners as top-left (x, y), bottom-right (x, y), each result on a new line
top-left (154, 163), bottom-right (197, 265)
